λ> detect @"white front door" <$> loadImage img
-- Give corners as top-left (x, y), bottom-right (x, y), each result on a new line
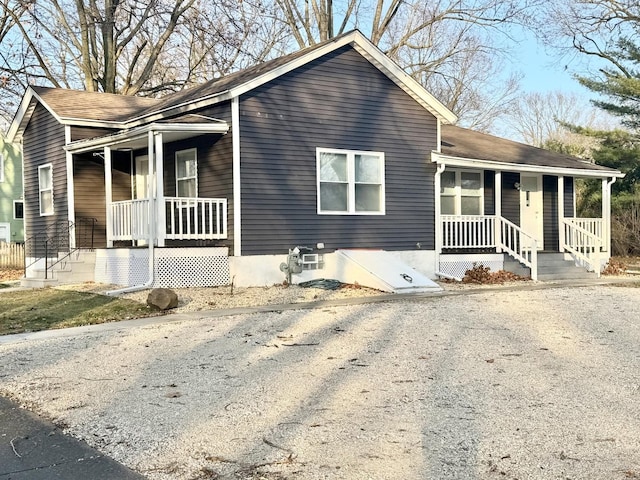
top-left (134, 155), bottom-right (149, 199)
top-left (520, 175), bottom-right (543, 250)
top-left (0, 223), bottom-right (9, 243)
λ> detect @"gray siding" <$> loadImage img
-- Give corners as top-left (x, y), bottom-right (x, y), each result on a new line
top-left (564, 177), bottom-right (575, 217)
top-left (238, 46), bottom-right (439, 255)
top-left (484, 170), bottom-right (495, 215)
top-left (543, 175), bottom-right (559, 251)
top-left (70, 126), bottom-right (117, 142)
top-left (501, 172), bottom-right (520, 225)
top-left (22, 104), bottom-right (68, 255)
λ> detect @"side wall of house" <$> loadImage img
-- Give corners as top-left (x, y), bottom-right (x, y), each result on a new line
top-left (501, 172), bottom-right (520, 225)
top-left (238, 46), bottom-right (439, 256)
top-left (22, 104), bottom-right (68, 255)
top-left (0, 136), bottom-right (24, 242)
top-left (543, 175), bottom-right (559, 250)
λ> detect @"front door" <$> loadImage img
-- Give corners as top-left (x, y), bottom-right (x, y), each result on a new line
top-left (520, 175), bottom-right (543, 250)
top-left (134, 155), bottom-right (149, 199)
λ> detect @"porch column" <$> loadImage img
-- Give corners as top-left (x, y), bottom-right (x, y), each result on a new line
top-left (155, 132), bottom-right (166, 247)
top-left (558, 176), bottom-right (564, 250)
top-left (494, 171), bottom-right (502, 252)
top-left (147, 131), bottom-right (156, 246)
top-left (104, 146), bottom-right (113, 248)
top-left (602, 177), bottom-right (612, 253)
top-left (65, 127), bottom-right (76, 249)
top-left (434, 163), bottom-right (444, 255)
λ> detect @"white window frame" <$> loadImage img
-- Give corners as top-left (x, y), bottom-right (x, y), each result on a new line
top-left (38, 163), bottom-right (54, 216)
top-left (175, 148), bottom-right (198, 198)
top-left (0, 154), bottom-right (4, 183)
top-left (440, 169), bottom-right (484, 216)
top-left (316, 147), bottom-right (385, 215)
top-left (13, 200), bottom-right (24, 220)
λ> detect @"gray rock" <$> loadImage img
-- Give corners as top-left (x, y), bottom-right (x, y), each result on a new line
top-left (146, 288), bottom-right (178, 310)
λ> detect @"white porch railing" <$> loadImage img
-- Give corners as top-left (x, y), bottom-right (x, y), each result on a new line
top-left (111, 199), bottom-right (150, 241)
top-left (165, 197), bottom-right (227, 240)
top-left (441, 214), bottom-right (538, 280)
top-left (497, 216), bottom-right (538, 281)
top-left (562, 219), bottom-right (602, 277)
top-left (441, 215), bottom-right (496, 249)
top-left (564, 218), bottom-right (604, 245)
top-left (109, 197), bottom-right (227, 242)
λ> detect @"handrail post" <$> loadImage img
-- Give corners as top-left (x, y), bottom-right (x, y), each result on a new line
top-left (531, 239), bottom-right (538, 281)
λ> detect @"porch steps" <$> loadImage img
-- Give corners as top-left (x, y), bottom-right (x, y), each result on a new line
top-left (504, 252), bottom-right (597, 281)
top-left (21, 250), bottom-right (96, 288)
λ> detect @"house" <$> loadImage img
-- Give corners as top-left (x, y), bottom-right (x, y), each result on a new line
top-left (6, 30), bottom-right (623, 290)
top-left (0, 133), bottom-right (23, 243)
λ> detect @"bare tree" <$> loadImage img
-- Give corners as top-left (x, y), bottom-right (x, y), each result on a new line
top-left (269, 0), bottom-right (540, 129)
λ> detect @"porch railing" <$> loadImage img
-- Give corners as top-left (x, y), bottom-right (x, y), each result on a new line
top-left (109, 197), bottom-right (227, 242)
top-left (165, 197), bottom-right (227, 240)
top-left (441, 215), bottom-right (496, 249)
top-left (562, 219), bottom-right (601, 277)
top-left (497, 216), bottom-right (538, 281)
top-left (441, 214), bottom-right (538, 280)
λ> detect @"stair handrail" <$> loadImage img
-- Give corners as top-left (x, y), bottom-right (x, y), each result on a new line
top-left (497, 216), bottom-right (538, 281)
top-left (561, 219), bottom-right (602, 277)
top-left (23, 217), bottom-right (97, 279)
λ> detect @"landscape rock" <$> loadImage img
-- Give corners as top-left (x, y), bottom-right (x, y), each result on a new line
top-left (146, 288), bottom-right (178, 310)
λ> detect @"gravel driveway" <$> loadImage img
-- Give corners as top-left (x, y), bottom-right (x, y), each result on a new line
top-left (1, 284), bottom-right (640, 479)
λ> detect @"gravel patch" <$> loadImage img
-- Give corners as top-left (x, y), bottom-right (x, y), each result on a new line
top-left (2, 284), bottom-right (640, 479)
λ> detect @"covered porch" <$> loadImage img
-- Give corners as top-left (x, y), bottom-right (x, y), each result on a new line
top-left (434, 162), bottom-right (622, 281)
top-left (66, 117), bottom-right (231, 249)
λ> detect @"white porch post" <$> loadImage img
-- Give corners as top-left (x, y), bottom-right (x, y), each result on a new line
top-left (603, 177), bottom-right (613, 253)
top-left (232, 96), bottom-right (242, 256)
top-left (558, 175), bottom-right (564, 251)
top-left (65, 127), bottom-right (76, 248)
top-left (155, 132), bottom-right (165, 247)
top-left (434, 163), bottom-right (444, 256)
top-left (104, 146), bottom-right (113, 248)
top-left (147, 131), bottom-right (156, 246)
top-left (495, 171), bottom-right (502, 252)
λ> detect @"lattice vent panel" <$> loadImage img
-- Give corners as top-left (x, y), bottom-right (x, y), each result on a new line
top-left (153, 253), bottom-right (230, 288)
top-left (438, 256), bottom-right (504, 279)
top-left (95, 251), bottom-right (149, 286)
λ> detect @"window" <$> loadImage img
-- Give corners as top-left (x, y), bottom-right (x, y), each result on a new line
top-left (0, 154), bottom-right (4, 182)
top-left (317, 148), bottom-right (385, 214)
top-left (176, 149), bottom-right (197, 197)
top-left (13, 200), bottom-right (24, 220)
top-left (38, 164), bottom-right (54, 216)
top-left (440, 169), bottom-right (483, 215)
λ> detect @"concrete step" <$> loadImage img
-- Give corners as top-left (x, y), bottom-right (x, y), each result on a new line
top-left (20, 277), bottom-right (59, 288)
top-left (504, 252), bottom-right (597, 281)
top-left (23, 249), bottom-right (96, 287)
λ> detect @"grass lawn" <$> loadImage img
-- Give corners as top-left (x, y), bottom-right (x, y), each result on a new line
top-left (0, 288), bottom-right (158, 336)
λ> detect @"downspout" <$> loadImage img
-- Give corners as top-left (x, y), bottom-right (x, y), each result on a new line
top-left (605, 176), bottom-right (616, 256)
top-left (107, 131), bottom-right (157, 295)
top-left (434, 162), bottom-right (445, 278)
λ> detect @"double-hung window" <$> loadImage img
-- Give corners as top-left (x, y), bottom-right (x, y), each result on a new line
top-left (13, 200), bottom-right (24, 220)
top-left (317, 148), bottom-right (385, 214)
top-left (440, 169), bottom-right (483, 215)
top-left (38, 164), bottom-right (54, 216)
top-left (176, 148), bottom-right (197, 197)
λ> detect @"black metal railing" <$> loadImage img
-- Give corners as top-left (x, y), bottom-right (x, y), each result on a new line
top-left (24, 217), bottom-right (97, 280)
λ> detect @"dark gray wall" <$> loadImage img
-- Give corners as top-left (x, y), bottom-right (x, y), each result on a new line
top-left (70, 126), bottom-right (117, 142)
top-left (23, 104), bottom-right (68, 255)
top-left (543, 175), bottom-right (559, 251)
top-left (564, 176), bottom-right (575, 217)
top-left (501, 172), bottom-right (520, 225)
top-left (484, 170), bottom-right (495, 215)
top-left (238, 45), bottom-right (439, 255)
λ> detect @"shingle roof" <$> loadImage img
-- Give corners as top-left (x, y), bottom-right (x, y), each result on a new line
top-left (441, 124), bottom-right (615, 173)
top-left (32, 85), bottom-right (160, 123)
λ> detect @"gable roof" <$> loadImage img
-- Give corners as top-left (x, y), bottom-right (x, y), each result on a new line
top-left (7, 30), bottom-right (457, 141)
top-left (438, 125), bottom-right (624, 178)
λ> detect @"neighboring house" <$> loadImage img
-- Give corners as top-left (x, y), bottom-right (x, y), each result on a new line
top-left (0, 133), bottom-right (24, 243)
top-left (6, 30), bottom-right (623, 289)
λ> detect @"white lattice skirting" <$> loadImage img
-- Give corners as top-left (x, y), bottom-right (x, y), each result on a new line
top-left (438, 253), bottom-right (504, 279)
top-left (95, 247), bottom-right (230, 288)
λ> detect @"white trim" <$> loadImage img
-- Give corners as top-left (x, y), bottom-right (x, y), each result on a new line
top-left (432, 152), bottom-right (625, 179)
top-left (558, 176), bottom-right (565, 249)
top-left (38, 163), bottom-right (54, 216)
top-left (316, 147), bottom-right (386, 215)
top-left (434, 163), bottom-right (445, 255)
top-left (64, 121), bottom-right (229, 154)
top-left (104, 147), bottom-right (113, 248)
top-left (65, 126), bottom-right (76, 248)
top-left (494, 171), bottom-right (502, 253)
top-left (155, 133), bottom-right (166, 247)
top-left (232, 97), bottom-right (241, 257)
top-left (175, 147), bottom-right (198, 198)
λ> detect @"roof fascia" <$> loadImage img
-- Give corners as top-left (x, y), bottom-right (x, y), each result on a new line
top-left (65, 121), bottom-right (229, 154)
top-left (432, 152), bottom-right (625, 178)
top-left (7, 87), bottom-right (64, 142)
